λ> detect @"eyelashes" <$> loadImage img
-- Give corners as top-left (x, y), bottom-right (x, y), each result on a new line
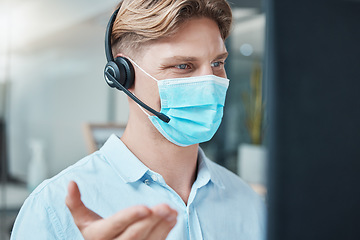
top-left (174, 64), bottom-right (192, 70)
top-left (211, 61), bottom-right (225, 68)
top-left (173, 61), bottom-right (225, 71)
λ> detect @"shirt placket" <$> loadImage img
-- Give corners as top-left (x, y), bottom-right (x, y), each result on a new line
top-left (187, 190), bottom-right (203, 240)
top-left (142, 170), bottom-right (209, 240)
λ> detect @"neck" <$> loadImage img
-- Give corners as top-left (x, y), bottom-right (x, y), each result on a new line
top-left (121, 112), bottom-right (199, 204)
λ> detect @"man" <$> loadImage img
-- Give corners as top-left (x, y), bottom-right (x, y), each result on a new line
top-left (11, 0), bottom-right (265, 239)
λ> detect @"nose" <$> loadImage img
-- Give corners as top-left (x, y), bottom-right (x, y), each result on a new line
top-left (198, 65), bottom-right (214, 76)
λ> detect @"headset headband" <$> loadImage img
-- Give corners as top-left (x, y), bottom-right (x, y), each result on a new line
top-left (105, 8), bottom-right (120, 62)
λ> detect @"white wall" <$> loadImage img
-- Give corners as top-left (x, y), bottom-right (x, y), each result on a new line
top-left (7, 9), bottom-right (129, 180)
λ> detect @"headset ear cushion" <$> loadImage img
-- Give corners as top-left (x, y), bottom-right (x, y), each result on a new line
top-left (104, 61), bottom-right (121, 88)
top-left (114, 57), bottom-right (135, 89)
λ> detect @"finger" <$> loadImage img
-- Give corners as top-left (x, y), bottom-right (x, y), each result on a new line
top-left (115, 204), bottom-right (174, 240)
top-left (147, 217), bottom-right (177, 240)
top-left (88, 205), bottom-right (151, 239)
top-left (65, 181), bottom-right (101, 230)
top-left (147, 205), bottom-right (178, 240)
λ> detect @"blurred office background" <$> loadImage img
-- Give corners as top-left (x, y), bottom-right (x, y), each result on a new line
top-left (0, 0), bottom-right (265, 238)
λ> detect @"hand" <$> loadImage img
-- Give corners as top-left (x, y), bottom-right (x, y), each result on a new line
top-left (65, 181), bottom-right (177, 240)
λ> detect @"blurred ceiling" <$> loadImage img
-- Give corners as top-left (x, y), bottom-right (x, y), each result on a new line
top-left (0, 0), bottom-right (263, 53)
top-left (1, 0), bottom-right (117, 51)
top-left (231, 0), bottom-right (263, 9)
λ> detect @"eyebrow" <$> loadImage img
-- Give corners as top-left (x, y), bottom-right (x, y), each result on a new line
top-left (214, 52), bottom-right (229, 60)
top-left (162, 52), bottom-right (229, 63)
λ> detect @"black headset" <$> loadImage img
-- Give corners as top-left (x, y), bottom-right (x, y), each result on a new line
top-left (104, 8), bottom-right (170, 123)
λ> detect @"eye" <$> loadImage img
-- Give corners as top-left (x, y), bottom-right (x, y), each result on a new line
top-left (174, 64), bottom-right (191, 70)
top-left (211, 61), bottom-right (225, 68)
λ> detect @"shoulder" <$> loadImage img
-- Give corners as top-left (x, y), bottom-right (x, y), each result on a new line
top-left (31, 151), bottom-right (107, 197)
top-left (205, 158), bottom-right (263, 202)
top-left (11, 151), bottom-right (109, 239)
top-left (202, 158), bottom-right (267, 237)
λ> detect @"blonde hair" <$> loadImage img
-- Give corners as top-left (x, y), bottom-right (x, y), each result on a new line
top-left (111, 0), bottom-right (232, 56)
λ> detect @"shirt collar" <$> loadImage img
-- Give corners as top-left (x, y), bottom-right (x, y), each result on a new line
top-left (197, 147), bottom-right (225, 189)
top-left (100, 134), bottom-right (149, 183)
top-left (100, 134), bottom-right (225, 189)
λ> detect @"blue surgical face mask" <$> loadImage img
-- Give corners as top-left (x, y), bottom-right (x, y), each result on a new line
top-left (129, 58), bottom-right (229, 147)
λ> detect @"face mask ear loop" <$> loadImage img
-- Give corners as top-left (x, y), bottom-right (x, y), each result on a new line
top-left (126, 57), bottom-right (159, 117)
top-left (127, 57), bottom-right (159, 82)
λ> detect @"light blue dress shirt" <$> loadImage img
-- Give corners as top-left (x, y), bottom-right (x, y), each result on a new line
top-left (11, 134), bottom-right (266, 239)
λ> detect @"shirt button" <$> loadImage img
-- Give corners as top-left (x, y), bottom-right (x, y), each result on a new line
top-left (144, 179), bottom-right (151, 185)
top-left (151, 175), bottom-right (158, 181)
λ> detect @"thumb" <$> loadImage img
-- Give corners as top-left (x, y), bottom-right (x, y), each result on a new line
top-left (65, 181), bottom-right (102, 230)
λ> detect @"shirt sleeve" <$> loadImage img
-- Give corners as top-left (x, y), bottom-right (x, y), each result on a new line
top-left (11, 194), bottom-right (66, 240)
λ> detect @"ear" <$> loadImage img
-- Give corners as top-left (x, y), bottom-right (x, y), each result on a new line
top-left (114, 53), bottom-right (128, 59)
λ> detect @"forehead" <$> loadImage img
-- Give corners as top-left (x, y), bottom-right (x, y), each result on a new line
top-left (141, 17), bottom-right (227, 61)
